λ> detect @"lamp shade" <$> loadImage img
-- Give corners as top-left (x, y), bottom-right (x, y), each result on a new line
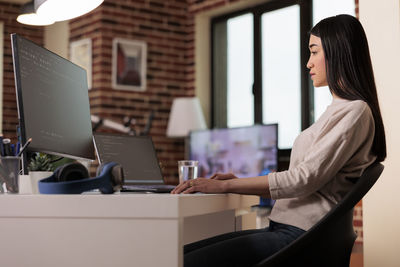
top-left (16, 1), bottom-right (54, 26)
top-left (34, 0), bottom-right (104, 22)
top-left (166, 97), bottom-right (207, 137)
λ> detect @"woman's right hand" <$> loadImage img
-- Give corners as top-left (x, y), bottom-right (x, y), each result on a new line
top-left (209, 172), bottom-right (238, 180)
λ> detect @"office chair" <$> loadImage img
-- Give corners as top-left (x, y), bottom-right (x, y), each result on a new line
top-left (253, 162), bottom-right (384, 267)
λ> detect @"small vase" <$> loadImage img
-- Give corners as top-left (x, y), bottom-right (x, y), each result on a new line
top-left (29, 171), bottom-right (53, 194)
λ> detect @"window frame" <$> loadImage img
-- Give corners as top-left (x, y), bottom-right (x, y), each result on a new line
top-left (210, 0), bottom-right (313, 135)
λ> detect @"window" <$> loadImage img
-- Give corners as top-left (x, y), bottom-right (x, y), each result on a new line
top-left (212, 0), bottom-right (355, 149)
top-left (212, 0), bottom-right (311, 149)
top-left (227, 14), bottom-right (254, 128)
top-left (261, 5), bottom-right (301, 148)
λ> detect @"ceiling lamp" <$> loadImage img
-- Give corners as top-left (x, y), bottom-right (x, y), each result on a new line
top-left (16, 1), bottom-right (55, 26)
top-left (34, 0), bottom-right (104, 22)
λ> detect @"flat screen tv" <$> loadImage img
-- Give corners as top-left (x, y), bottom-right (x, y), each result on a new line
top-left (189, 124), bottom-right (278, 178)
top-left (11, 34), bottom-right (95, 173)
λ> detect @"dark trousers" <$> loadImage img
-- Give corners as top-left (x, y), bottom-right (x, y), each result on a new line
top-left (184, 221), bottom-right (305, 267)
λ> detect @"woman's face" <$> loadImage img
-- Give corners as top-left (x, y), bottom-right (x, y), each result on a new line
top-left (307, 35), bottom-right (328, 87)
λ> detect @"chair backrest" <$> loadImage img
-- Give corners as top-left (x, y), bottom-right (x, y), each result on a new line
top-left (254, 162), bottom-right (384, 267)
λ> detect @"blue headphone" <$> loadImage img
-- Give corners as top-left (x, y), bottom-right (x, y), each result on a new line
top-left (38, 161), bottom-right (124, 194)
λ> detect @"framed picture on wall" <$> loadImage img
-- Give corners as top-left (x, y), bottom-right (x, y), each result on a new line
top-left (112, 38), bottom-right (147, 91)
top-left (70, 38), bottom-right (92, 89)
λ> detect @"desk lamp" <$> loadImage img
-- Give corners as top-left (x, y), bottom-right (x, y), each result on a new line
top-left (166, 97), bottom-right (207, 158)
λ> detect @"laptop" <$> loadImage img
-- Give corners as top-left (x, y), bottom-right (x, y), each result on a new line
top-left (93, 133), bottom-right (175, 193)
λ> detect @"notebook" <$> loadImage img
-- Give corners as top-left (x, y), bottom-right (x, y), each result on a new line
top-left (93, 133), bottom-right (175, 193)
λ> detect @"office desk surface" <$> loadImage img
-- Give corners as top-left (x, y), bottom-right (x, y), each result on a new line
top-left (0, 193), bottom-right (258, 267)
top-left (0, 193), bottom-right (256, 217)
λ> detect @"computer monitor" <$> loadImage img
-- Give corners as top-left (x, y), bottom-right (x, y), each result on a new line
top-left (189, 124), bottom-right (278, 178)
top-left (11, 34), bottom-right (95, 173)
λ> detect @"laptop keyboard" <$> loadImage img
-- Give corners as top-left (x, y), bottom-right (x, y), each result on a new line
top-left (121, 184), bottom-right (176, 193)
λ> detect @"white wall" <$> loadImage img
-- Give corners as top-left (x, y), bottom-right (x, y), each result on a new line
top-left (44, 21), bottom-right (69, 58)
top-left (359, 1), bottom-right (400, 266)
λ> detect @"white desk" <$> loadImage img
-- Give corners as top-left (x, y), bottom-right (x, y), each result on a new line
top-left (0, 193), bottom-right (257, 267)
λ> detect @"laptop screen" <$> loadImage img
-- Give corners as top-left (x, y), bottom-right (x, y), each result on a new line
top-left (93, 133), bottom-right (164, 185)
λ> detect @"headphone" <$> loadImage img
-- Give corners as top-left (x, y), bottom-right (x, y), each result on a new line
top-left (38, 161), bottom-right (124, 194)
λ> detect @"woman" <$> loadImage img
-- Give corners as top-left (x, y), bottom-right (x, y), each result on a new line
top-left (171, 14), bottom-right (386, 267)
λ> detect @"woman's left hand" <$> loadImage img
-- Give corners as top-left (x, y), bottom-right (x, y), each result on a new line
top-left (171, 178), bottom-right (227, 194)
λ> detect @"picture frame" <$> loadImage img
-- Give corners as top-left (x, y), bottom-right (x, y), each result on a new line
top-left (112, 38), bottom-right (147, 91)
top-left (70, 38), bottom-right (92, 89)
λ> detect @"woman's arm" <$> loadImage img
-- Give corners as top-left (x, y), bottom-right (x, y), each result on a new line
top-left (224, 175), bottom-right (271, 197)
top-left (171, 175), bottom-right (271, 198)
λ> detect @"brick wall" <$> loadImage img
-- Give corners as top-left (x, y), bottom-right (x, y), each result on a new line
top-left (69, 0), bottom-right (192, 183)
top-left (0, 2), bottom-right (44, 140)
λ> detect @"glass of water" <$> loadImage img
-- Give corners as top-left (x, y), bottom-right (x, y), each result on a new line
top-left (178, 160), bottom-right (198, 183)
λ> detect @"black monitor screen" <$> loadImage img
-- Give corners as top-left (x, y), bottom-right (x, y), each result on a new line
top-left (11, 34), bottom-right (95, 163)
top-left (189, 124), bottom-right (278, 178)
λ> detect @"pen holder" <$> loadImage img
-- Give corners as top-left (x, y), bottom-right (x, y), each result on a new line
top-left (0, 157), bottom-right (21, 193)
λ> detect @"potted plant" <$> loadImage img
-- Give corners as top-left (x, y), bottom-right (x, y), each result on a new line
top-left (28, 152), bottom-right (55, 172)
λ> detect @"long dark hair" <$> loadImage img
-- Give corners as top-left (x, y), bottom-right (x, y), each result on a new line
top-left (310, 14), bottom-right (386, 162)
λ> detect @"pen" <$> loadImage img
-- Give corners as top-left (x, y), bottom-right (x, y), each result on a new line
top-left (16, 142), bottom-right (21, 156)
top-left (3, 138), bottom-right (13, 157)
top-left (0, 134), bottom-right (3, 157)
top-left (11, 144), bottom-right (15, 156)
top-left (17, 138), bottom-right (32, 157)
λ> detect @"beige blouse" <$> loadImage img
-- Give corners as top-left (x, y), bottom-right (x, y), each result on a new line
top-left (268, 98), bottom-right (376, 231)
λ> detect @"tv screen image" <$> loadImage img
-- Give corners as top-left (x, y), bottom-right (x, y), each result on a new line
top-left (189, 124), bottom-right (278, 178)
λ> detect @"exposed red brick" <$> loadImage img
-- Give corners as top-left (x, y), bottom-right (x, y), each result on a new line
top-left (0, 2), bottom-right (44, 139)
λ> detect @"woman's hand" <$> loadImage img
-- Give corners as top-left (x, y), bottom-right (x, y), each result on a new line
top-left (171, 177), bottom-right (227, 194)
top-left (210, 172), bottom-right (238, 180)
top-left (171, 173), bottom-right (271, 198)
